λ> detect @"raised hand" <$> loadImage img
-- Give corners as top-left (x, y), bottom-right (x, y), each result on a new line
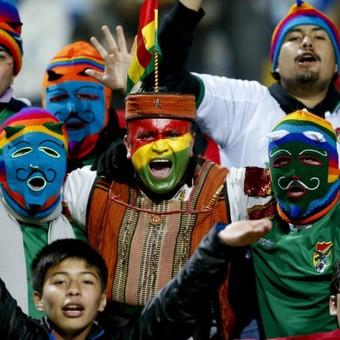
top-left (218, 219), bottom-right (272, 247)
top-left (85, 25), bottom-right (135, 95)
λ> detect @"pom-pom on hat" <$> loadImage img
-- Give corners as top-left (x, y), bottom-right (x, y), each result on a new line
top-left (125, 92), bottom-right (197, 121)
top-left (270, 0), bottom-right (340, 74)
top-left (0, 0), bottom-right (23, 75)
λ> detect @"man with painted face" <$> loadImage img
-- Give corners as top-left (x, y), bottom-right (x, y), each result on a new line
top-left (227, 110), bottom-right (340, 338)
top-left (140, 0), bottom-right (340, 170)
top-left (41, 41), bottom-right (125, 172)
top-left (63, 91), bottom-right (236, 339)
top-left (0, 107), bottom-right (86, 319)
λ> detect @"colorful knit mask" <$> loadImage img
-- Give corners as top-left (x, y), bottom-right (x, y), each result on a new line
top-left (268, 110), bottom-right (340, 224)
top-left (0, 0), bottom-right (23, 75)
top-left (0, 107), bottom-right (68, 218)
top-left (41, 41), bottom-right (111, 160)
top-left (270, 0), bottom-right (340, 73)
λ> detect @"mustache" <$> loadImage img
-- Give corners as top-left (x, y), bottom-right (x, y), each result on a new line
top-left (277, 177), bottom-right (320, 191)
top-left (16, 168), bottom-right (57, 183)
top-left (62, 110), bottom-right (95, 124)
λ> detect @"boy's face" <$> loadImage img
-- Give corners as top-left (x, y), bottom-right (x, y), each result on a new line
top-left (33, 258), bottom-right (106, 338)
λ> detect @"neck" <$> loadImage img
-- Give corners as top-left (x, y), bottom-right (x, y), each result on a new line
top-left (283, 85), bottom-right (328, 109)
top-left (280, 76), bottom-right (331, 109)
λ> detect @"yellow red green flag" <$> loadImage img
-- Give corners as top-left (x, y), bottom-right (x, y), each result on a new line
top-left (127, 0), bottom-right (161, 93)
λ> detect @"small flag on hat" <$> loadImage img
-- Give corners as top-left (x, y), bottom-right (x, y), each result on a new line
top-left (127, 0), bottom-right (162, 94)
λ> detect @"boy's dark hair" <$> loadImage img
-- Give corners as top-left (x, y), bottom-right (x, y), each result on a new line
top-left (31, 239), bottom-right (108, 294)
top-left (330, 260), bottom-right (340, 297)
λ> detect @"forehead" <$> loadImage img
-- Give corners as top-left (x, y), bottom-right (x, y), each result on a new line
top-left (286, 24), bottom-right (328, 36)
top-left (128, 118), bottom-right (191, 131)
top-left (45, 258), bottom-right (98, 278)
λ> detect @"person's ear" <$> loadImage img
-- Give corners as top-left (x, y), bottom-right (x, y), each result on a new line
top-left (98, 291), bottom-right (107, 312)
top-left (33, 292), bottom-right (45, 311)
top-left (335, 64), bottom-right (338, 73)
top-left (124, 135), bottom-right (131, 159)
top-left (329, 295), bottom-right (337, 316)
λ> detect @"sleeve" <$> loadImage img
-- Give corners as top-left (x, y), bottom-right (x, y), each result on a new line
top-left (62, 166), bottom-right (97, 229)
top-left (226, 167), bottom-right (249, 222)
top-left (127, 225), bottom-right (231, 339)
top-left (143, 1), bottom-right (203, 99)
top-left (0, 278), bottom-right (43, 338)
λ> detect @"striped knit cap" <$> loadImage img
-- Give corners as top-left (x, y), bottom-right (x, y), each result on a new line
top-left (41, 41), bottom-right (111, 112)
top-left (0, 0), bottom-right (23, 75)
top-left (270, 0), bottom-right (340, 73)
top-left (268, 110), bottom-right (339, 184)
top-left (0, 107), bottom-right (68, 152)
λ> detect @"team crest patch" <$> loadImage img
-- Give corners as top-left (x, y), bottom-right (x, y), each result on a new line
top-left (313, 242), bottom-right (332, 273)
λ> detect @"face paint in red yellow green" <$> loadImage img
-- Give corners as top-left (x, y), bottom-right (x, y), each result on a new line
top-left (125, 118), bottom-right (194, 194)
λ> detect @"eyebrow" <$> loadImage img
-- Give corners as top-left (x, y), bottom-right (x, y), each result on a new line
top-left (51, 271), bottom-right (99, 278)
top-left (288, 27), bottom-right (326, 34)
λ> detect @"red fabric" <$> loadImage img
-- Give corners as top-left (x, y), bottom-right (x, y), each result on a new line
top-left (202, 135), bottom-right (220, 164)
top-left (268, 328), bottom-right (340, 340)
top-left (136, 0), bottom-right (158, 69)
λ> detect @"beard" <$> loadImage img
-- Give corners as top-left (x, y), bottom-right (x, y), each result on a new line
top-left (281, 70), bottom-right (329, 94)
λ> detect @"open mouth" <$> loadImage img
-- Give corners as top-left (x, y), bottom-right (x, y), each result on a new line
top-left (62, 303), bottom-right (84, 318)
top-left (28, 176), bottom-right (46, 191)
top-left (298, 52), bottom-right (318, 67)
top-left (287, 185), bottom-right (306, 199)
top-left (65, 121), bottom-right (85, 130)
top-left (149, 159), bottom-right (173, 179)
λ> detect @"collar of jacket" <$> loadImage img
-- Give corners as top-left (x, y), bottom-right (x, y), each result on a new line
top-left (268, 82), bottom-right (340, 118)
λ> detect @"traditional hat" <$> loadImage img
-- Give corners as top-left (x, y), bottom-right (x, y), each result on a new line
top-left (270, 0), bottom-right (340, 73)
top-left (125, 92), bottom-right (196, 121)
top-left (0, 0), bottom-right (23, 75)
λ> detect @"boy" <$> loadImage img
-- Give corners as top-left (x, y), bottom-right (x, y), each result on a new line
top-left (0, 218), bottom-right (270, 339)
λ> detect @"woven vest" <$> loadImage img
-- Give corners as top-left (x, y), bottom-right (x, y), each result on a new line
top-left (88, 159), bottom-right (233, 338)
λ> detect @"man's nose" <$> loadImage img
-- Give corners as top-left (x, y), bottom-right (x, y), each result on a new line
top-left (67, 282), bottom-right (81, 296)
top-left (301, 35), bottom-right (314, 49)
top-left (152, 139), bottom-right (169, 153)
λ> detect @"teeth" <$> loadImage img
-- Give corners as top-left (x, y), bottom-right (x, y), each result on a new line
top-left (150, 159), bottom-right (169, 163)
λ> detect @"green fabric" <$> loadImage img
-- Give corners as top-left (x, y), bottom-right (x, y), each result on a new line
top-left (21, 222), bottom-right (87, 318)
top-left (0, 106), bottom-right (20, 126)
top-left (269, 140), bottom-right (332, 221)
top-left (252, 200), bottom-right (340, 338)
